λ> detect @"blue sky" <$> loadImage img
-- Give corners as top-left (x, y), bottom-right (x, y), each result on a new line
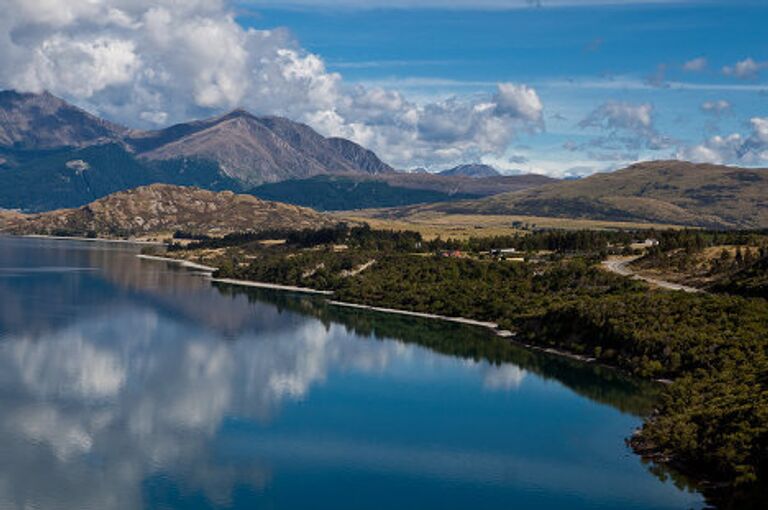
top-left (236, 1), bottom-right (768, 175)
top-left (1, 0), bottom-right (766, 176)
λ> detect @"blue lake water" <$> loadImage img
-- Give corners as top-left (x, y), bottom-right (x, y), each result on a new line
top-left (0, 237), bottom-right (704, 509)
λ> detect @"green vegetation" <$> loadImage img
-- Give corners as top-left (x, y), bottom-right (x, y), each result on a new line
top-left (714, 255), bottom-right (768, 298)
top-left (631, 228), bottom-right (768, 297)
top-left (0, 144), bottom-right (241, 212)
top-left (169, 225), bottom-right (768, 507)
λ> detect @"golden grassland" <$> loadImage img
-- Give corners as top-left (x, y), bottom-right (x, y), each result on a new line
top-left (335, 210), bottom-right (687, 240)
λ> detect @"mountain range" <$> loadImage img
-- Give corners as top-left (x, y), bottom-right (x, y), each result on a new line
top-left (0, 90), bottom-right (395, 211)
top-left (414, 160), bottom-right (768, 229)
top-left (2, 90), bottom-right (767, 230)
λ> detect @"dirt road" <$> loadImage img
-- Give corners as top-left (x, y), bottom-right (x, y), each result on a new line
top-left (602, 256), bottom-right (703, 293)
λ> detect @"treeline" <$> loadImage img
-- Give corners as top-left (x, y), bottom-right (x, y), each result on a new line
top-left (173, 224), bottom-right (768, 503)
top-left (712, 254), bottom-right (768, 298)
top-left (651, 229), bottom-right (768, 252)
top-left (173, 223), bottom-right (669, 256)
top-left (529, 291), bottom-right (768, 496)
top-left (175, 224), bottom-right (768, 258)
top-left (171, 224), bottom-right (423, 253)
top-left (436, 230), bottom-right (637, 253)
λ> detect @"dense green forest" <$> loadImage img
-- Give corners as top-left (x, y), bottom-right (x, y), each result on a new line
top-left (164, 225), bottom-right (768, 508)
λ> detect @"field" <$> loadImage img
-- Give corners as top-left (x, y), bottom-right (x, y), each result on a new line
top-left (338, 210), bottom-right (687, 240)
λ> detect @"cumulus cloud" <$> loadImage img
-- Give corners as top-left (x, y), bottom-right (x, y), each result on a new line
top-left (578, 100), bottom-right (670, 152)
top-left (0, 0), bottom-right (544, 168)
top-left (493, 83), bottom-right (544, 124)
top-left (722, 57), bottom-right (767, 79)
top-left (677, 117), bottom-right (768, 165)
top-left (682, 57), bottom-right (707, 72)
top-left (580, 101), bottom-right (652, 133)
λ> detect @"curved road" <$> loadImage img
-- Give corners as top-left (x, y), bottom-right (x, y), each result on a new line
top-left (602, 256), bottom-right (703, 293)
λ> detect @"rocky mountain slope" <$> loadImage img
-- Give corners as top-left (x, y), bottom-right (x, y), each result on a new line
top-left (420, 161), bottom-right (768, 228)
top-left (0, 184), bottom-right (334, 237)
top-left (129, 110), bottom-right (394, 186)
top-left (0, 90), bottom-right (125, 149)
top-left (0, 90), bottom-right (394, 211)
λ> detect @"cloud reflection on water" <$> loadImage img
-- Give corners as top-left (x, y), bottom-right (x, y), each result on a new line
top-left (0, 295), bottom-right (521, 509)
top-left (0, 239), bottom-right (700, 510)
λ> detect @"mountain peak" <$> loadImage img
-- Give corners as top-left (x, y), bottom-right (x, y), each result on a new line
top-left (220, 108), bottom-right (256, 121)
top-left (0, 90), bottom-right (396, 205)
top-left (0, 90), bottom-right (125, 149)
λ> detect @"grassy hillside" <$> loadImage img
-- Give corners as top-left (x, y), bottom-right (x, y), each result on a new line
top-left (421, 161), bottom-right (768, 229)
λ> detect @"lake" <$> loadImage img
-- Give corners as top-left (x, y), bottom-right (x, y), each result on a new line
top-left (0, 237), bottom-right (704, 510)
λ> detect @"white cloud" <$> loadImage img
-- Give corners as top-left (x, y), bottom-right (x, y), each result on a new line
top-left (682, 57), bottom-right (707, 72)
top-left (0, 0), bottom-right (545, 169)
top-left (494, 83), bottom-right (544, 124)
top-left (677, 117), bottom-right (768, 165)
top-left (483, 365), bottom-right (526, 390)
top-left (722, 57), bottom-right (767, 79)
top-left (572, 101), bottom-right (674, 160)
top-left (580, 101), bottom-right (653, 132)
top-left (577, 100), bottom-right (672, 152)
top-left (700, 99), bottom-right (731, 115)
top-left (16, 36), bottom-right (141, 98)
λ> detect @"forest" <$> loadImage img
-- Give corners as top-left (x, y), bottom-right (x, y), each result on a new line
top-left (162, 224), bottom-right (768, 507)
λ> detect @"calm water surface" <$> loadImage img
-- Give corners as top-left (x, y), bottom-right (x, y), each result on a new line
top-left (0, 237), bottom-right (704, 510)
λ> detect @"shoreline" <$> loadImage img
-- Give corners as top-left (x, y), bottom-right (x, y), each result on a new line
top-left (21, 234), bottom-right (165, 246)
top-left (135, 253), bottom-right (616, 368)
top-left (327, 300), bottom-right (507, 332)
top-left (212, 277), bottom-right (334, 295)
top-left (136, 254), bottom-right (219, 272)
top-left (134, 254), bottom-right (335, 295)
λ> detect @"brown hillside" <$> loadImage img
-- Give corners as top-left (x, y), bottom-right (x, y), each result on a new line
top-left (420, 161), bottom-right (768, 229)
top-left (1, 184), bottom-right (334, 237)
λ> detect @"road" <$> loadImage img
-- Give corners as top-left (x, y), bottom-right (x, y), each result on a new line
top-left (602, 256), bottom-right (703, 293)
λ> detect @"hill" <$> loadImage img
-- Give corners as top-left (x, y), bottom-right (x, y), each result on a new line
top-left (0, 184), bottom-right (333, 238)
top-left (250, 173), bottom-right (553, 211)
top-left (438, 163), bottom-right (501, 178)
top-left (420, 161), bottom-right (768, 229)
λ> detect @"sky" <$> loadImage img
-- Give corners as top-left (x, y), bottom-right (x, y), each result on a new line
top-left (0, 0), bottom-right (766, 177)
